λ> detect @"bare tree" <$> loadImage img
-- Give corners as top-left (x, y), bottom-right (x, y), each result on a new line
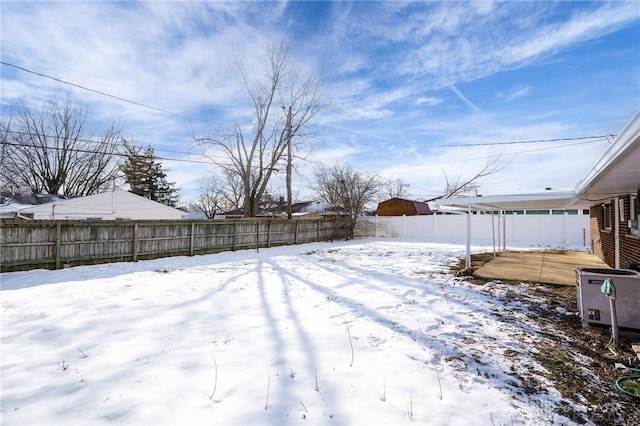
top-left (195, 41), bottom-right (325, 217)
top-left (0, 99), bottom-right (122, 195)
top-left (314, 162), bottom-right (381, 239)
top-left (195, 171), bottom-right (243, 218)
top-left (384, 179), bottom-right (410, 199)
top-left (431, 157), bottom-right (506, 201)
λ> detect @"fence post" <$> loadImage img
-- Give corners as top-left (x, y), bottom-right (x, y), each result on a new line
top-left (562, 212), bottom-right (567, 246)
top-left (256, 220), bottom-right (260, 253)
top-left (402, 214), bottom-right (406, 237)
top-left (294, 221), bottom-right (299, 244)
top-left (132, 223), bottom-right (138, 262)
top-left (503, 215), bottom-right (506, 251)
top-left (267, 220), bottom-right (272, 247)
top-left (55, 223), bottom-right (61, 270)
top-left (190, 222), bottom-right (195, 256)
top-left (233, 221), bottom-right (238, 250)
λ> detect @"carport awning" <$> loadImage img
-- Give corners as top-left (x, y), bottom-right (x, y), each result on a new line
top-left (433, 190), bottom-right (591, 270)
top-left (433, 190), bottom-right (591, 211)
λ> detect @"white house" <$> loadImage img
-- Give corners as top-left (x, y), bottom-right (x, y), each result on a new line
top-left (13, 190), bottom-right (187, 220)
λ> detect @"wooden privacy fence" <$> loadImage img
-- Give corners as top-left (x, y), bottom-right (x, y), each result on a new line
top-left (0, 218), bottom-right (350, 272)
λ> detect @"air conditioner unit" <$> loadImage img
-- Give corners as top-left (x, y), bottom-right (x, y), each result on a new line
top-left (576, 267), bottom-right (640, 331)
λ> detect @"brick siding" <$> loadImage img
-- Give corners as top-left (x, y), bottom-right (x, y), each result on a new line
top-left (590, 195), bottom-right (640, 268)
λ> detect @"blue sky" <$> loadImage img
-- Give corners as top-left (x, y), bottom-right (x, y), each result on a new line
top-left (2, 1), bottom-right (639, 203)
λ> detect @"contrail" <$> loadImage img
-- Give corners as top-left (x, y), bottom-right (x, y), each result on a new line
top-left (448, 83), bottom-right (482, 114)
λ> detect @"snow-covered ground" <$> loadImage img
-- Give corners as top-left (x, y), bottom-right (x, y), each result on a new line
top-left (1, 239), bottom-right (584, 425)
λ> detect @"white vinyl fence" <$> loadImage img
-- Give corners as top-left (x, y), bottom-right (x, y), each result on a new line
top-left (359, 213), bottom-right (590, 248)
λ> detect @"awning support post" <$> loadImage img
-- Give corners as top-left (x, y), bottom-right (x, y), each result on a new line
top-left (466, 205), bottom-right (471, 269)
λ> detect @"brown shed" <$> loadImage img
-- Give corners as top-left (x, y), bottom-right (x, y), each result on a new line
top-left (376, 198), bottom-right (433, 216)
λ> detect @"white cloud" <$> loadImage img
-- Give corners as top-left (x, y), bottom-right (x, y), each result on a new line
top-left (501, 2), bottom-right (639, 66)
top-left (496, 85), bottom-right (532, 102)
top-left (394, 1), bottom-right (639, 88)
top-left (414, 96), bottom-right (443, 106)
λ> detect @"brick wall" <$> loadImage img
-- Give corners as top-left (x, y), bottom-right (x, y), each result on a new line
top-left (590, 195), bottom-right (640, 268)
top-left (619, 194), bottom-right (640, 266)
top-left (590, 203), bottom-right (614, 265)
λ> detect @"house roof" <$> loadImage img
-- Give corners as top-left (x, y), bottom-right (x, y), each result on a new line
top-left (0, 193), bottom-right (68, 216)
top-left (411, 200), bottom-right (432, 215)
top-left (14, 190), bottom-right (186, 220)
top-left (222, 200), bottom-right (338, 217)
top-left (575, 112), bottom-right (640, 200)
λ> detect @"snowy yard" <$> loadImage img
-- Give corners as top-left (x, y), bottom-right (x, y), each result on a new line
top-left (0, 240), bottom-right (634, 425)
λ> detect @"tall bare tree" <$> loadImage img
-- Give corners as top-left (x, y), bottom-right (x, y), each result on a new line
top-left (314, 162), bottom-right (381, 239)
top-left (0, 99), bottom-right (122, 195)
top-left (195, 41), bottom-right (325, 217)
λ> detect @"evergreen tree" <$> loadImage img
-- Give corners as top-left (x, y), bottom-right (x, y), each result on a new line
top-left (119, 139), bottom-right (179, 207)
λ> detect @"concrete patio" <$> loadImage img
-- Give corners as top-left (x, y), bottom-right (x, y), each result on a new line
top-left (472, 250), bottom-right (608, 286)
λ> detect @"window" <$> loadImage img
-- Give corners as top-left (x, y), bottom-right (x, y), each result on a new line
top-left (528, 209), bottom-right (549, 215)
top-left (631, 194), bottom-right (639, 236)
top-left (603, 203), bottom-right (612, 230)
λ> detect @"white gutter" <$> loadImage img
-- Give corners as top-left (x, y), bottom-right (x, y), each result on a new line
top-left (15, 211), bottom-right (33, 220)
top-left (615, 197), bottom-right (622, 268)
top-left (575, 112), bottom-right (640, 195)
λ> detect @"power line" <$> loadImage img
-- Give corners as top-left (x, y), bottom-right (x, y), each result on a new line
top-left (1, 136), bottom-right (284, 170)
top-left (2, 129), bottom-right (239, 165)
top-left (320, 133), bottom-right (613, 148)
top-left (4, 129), bottom-right (206, 158)
top-left (1, 60), bottom-right (209, 123)
top-left (405, 138), bottom-right (606, 165)
top-left (430, 135), bottom-right (614, 147)
top-left (0, 140), bottom-right (215, 165)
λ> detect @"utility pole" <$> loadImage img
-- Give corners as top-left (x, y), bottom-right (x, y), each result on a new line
top-left (285, 105), bottom-right (293, 220)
